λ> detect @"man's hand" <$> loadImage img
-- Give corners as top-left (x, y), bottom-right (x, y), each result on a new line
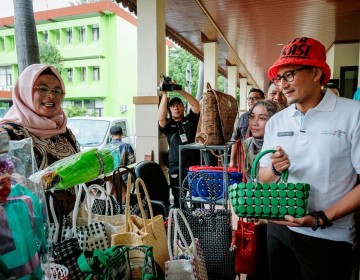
top-left (270, 146), bottom-right (290, 173)
top-left (270, 214), bottom-right (315, 228)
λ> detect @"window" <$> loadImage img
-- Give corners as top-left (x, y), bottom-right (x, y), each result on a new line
top-left (66, 28), bottom-right (72, 44)
top-left (80, 67), bottom-right (86, 82)
top-left (0, 37), bottom-right (4, 52)
top-left (92, 24), bottom-right (99, 41)
top-left (93, 66), bottom-right (100, 81)
top-left (79, 26), bottom-right (86, 42)
top-left (0, 66), bottom-right (12, 88)
top-left (55, 30), bottom-right (60, 45)
top-left (67, 68), bottom-right (73, 82)
top-left (43, 31), bottom-right (48, 43)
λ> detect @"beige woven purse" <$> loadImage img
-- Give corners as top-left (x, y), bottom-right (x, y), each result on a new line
top-left (196, 83), bottom-right (238, 146)
top-left (111, 178), bottom-right (169, 272)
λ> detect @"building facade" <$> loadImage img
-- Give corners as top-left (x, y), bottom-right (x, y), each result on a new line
top-left (0, 1), bottom-right (138, 119)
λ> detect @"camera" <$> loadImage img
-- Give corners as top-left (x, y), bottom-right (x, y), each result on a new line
top-left (157, 74), bottom-right (182, 91)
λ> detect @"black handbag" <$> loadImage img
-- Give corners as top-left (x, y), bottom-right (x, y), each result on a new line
top-left (180, 172), bottom-right (235, 280)
top-left (91, 165), bottom-right (149, 218)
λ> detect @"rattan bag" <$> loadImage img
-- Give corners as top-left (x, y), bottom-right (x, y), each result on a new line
top-left (195, 83), bottom-right (238, 146)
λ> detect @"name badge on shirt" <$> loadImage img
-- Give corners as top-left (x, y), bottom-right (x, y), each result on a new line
top-left (277, 131), bottom-right (294, 137)
top-left (180, 133), bottom-right (188, 143)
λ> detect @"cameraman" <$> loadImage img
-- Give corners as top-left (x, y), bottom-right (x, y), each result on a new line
top-left (158, 81), bottom-right (200, 208)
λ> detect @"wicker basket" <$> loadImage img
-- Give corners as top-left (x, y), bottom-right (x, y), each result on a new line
top-left (196, 83), bottom-right (238, 145)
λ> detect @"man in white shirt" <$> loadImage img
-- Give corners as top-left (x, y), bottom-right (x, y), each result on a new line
top-left (259, 37), bottom-right (360, 280)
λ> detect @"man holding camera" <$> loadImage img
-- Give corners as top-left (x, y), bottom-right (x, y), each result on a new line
top-left (158, 81), bottom-right (200, 208)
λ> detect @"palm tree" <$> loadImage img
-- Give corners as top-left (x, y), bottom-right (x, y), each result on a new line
top-left (13, 0), bottom-right (40, 74)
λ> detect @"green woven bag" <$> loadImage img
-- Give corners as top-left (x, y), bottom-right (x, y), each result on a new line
top-left (229, 149), bottom-right (310, 219)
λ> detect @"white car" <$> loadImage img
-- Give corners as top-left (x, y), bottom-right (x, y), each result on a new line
top-left (67, 116), bottom-right (135, 151)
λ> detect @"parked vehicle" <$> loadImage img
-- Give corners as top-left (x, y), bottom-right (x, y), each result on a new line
top-left (67, 117), bottom-right (135, 151)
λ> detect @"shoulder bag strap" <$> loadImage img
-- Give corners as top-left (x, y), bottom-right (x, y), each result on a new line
top-left (236, 139), bottom-right (247, 183)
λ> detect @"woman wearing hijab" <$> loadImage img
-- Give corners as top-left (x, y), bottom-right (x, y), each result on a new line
top-left (0, 64), bottom-right (79, 171)
top-left (242, 99), bottom-right (284, 181)
top-left (239, 99), bottom-right (284, 280)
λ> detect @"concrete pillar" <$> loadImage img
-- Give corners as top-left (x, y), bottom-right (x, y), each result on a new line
top-left (239, 78), bottom-right (247, 112)
top-left (227, 65), bottom-right (237, 98)
top-left (246, 85), bottom-right (253, 110)
top-left (203, 42), bottom-right (218, 90)
top-left (134, 0), bottom-right (167, 165)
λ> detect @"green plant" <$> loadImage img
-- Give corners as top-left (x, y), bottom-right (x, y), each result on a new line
top-left (65, 105), bottom-right (88, 117)
top-left (39, 42), bottom-right (63, 74)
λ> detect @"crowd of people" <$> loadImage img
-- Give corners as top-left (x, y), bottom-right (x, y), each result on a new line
top-left (157, 37), bottom-right (360, 280)
top-left (1, 36), bottom-right (360, 280)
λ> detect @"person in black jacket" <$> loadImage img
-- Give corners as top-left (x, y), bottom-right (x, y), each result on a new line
top-left (158, 86), bottom-right (200, 208)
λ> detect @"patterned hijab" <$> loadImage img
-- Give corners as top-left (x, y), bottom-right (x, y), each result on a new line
top-left (1, 64), bottom-right (67, 139)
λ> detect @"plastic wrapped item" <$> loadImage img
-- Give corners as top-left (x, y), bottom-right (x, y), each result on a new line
top-left (0, 134), bottom-right (49, 279)
top-left (30, 144), bottom-right (121, 190)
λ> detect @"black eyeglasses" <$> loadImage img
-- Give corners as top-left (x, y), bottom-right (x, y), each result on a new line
top-left (273, 66), bottom-right (312, 86)
top-left (34, 85), bottom-right (65, 98)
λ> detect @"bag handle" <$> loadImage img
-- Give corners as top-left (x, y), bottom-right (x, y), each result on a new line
top-left (125, 177), bottom-right (155, 234)
top-left (250, 149), bottom-right (289, 182)
top-left (236, 140), bottom-right (247, 183)
top-left (45, 190), bottom-right (64, 243)
top-left (238, 218), bottom-right (257, 249)
top-left (112, 165), bottom-right (137, 207)
top-left (167, 209), bottom-right (197, 260)
top-left (76, 183), bottom-right (114, 219)
top-left (167, 208), bottom-right (176, 260)
top-left (182, 172), bottom-right (219, 216)
top-left (72, 183), bottom-right (113, 237)
top-left (173, 209), bottom-right (198, 259)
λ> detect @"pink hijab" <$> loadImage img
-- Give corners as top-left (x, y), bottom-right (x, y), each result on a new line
top-left (1, 64), bottom-right (67, 139)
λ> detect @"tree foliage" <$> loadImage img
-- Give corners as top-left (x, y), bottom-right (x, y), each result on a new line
top-left (39, 42), bottom-right (64, 74)
top-left (64, 105), bottom-right (88, 117)
top-left (168, 46), bottom-right (227, 100)
top-left (168, 47), bottom-right (200, 98)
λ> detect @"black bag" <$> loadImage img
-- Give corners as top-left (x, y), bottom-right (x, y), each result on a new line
top-left (180, 172), bottom-right (235, 280)
top-left (91, 165), bottom-right (149, 218)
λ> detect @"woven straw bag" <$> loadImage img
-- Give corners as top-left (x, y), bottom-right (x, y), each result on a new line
top-left (111, 178), bottom-right (169, 273)
top-left (196, 83), bottom-right (238, 146)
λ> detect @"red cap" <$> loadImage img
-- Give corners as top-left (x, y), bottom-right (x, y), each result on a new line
top-left (268, 37), bottom-right (331, 86)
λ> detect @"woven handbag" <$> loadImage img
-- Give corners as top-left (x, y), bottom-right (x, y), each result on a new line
top-left (195, 83), bottom-right (238, 146)
top-left (53, 238), bottom-right (85, 280)
top-left (77, 245), bottom-right (159, 280)
top-left (111, 178), bottom-right (169, 273)
top-left (91, 166), bottom-right (149, 218)
top-left (229, 149), bottom-right (311, 219)
top-left (165, 208), bottom-right (208, 280)
top-left (187, 165), bottom-right (242, 202)
top-left (180, 173), bottom-right (234, 280)
top-left (231, 218), bottom-right (259, 276)
top-left (72, 184), bottom-right (110, 251)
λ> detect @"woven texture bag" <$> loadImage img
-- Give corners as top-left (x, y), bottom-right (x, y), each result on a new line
top-left (180, 173), bottom-right (234, 280)
top-left (229, 149), bottom-right (311, 219)
top-left (111, 178), bottom-right (169, 273)
top-left (165, 208), bottom-right (208, 280)
top-left (231, 218), bottom-right (259, 276)
top-left (77, 245), bottom-right (159, 280)
top-left (196, 83), bottom-right (238, 146)
top-left (72, 184), bottom-right (110, 251)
